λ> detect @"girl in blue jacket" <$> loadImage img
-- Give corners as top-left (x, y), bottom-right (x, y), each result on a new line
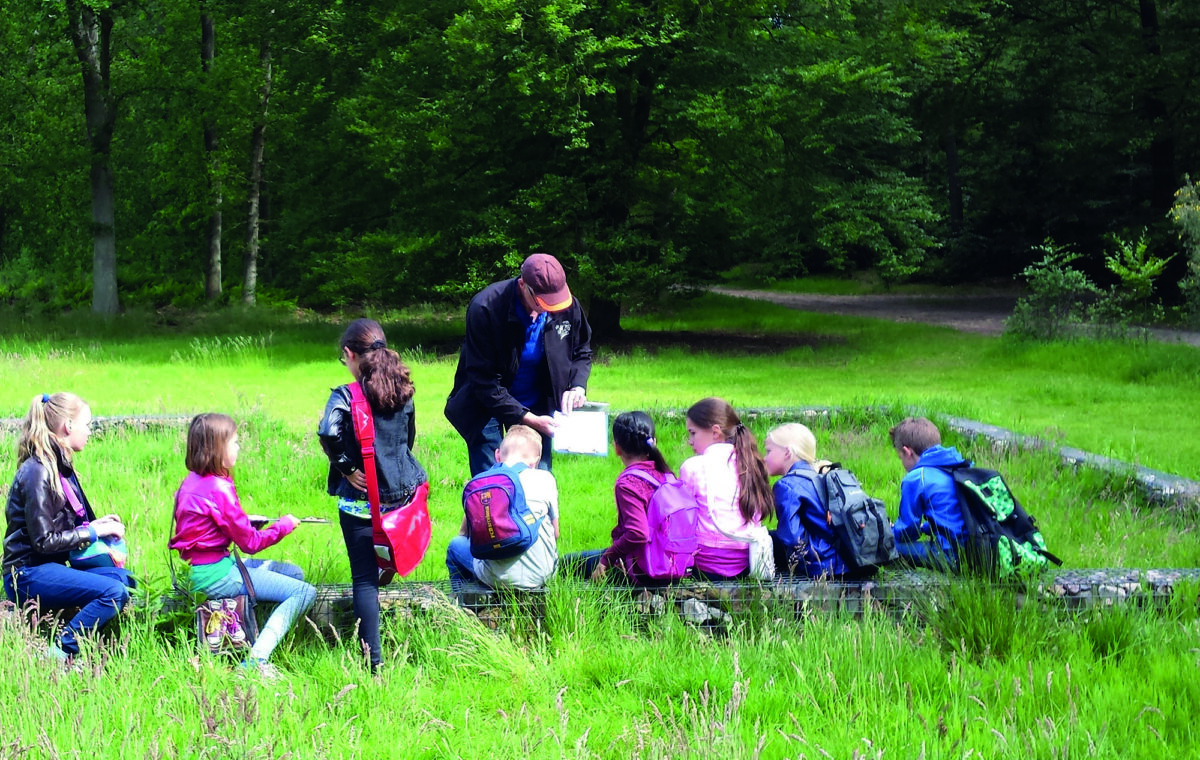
top-left (763, 423), bottom-right (849, 578)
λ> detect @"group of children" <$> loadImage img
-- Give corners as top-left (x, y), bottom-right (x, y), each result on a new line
top-left (2, 316), bottom-right (970, 673)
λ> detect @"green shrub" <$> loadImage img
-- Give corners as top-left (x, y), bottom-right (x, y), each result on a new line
top-left (1168, 175), bottom-right (1200, 325)
top-left (1006, 240), bottom-right (1101, 340)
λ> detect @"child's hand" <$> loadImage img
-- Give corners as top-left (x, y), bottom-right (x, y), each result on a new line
top-left (590, 561), bottom-right (607, 582)
top-left (277, 514), bottom-right (300, 531)
top-left (346, 470), bottom-right (368, 492)
top-left (92, 517), bottom-right (125, 540)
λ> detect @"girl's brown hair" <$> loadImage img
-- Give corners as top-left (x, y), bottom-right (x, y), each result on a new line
top-left (341, 318), bottom-right (415, 413)
top-left (186, 413), bottom-right (237, 477)
top-left (686, 397), bottom-right (772, 523)
top-left (17, 392), bottom-right (87, 497)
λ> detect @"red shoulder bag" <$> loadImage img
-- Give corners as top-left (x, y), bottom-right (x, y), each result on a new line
top-left (347, 382), bottom-right (432, 583)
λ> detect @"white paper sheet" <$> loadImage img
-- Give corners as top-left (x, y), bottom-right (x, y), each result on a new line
top-left (551, 402), bottom-right (610, 456)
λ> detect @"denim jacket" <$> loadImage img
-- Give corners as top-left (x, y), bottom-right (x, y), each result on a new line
top-left (318, 384), bottom-right (427, 504)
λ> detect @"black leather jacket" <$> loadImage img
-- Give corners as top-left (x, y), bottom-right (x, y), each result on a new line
top-left (318, 385), bottom-right (427, 504)
top-left (444, 277), bottom-right (593, 440)
top-left (3, 446), bottom-right (97, 571)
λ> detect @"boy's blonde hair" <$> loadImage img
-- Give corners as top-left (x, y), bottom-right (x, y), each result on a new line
top-left (766, 423), bottom-right (817, 464)
top-left (499, 425), bottom-right (542, 465)
top-left (889, 417), bottom-right (941, 455)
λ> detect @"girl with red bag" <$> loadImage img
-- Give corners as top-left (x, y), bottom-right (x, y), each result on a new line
top-left (318, 319), bottom-right (428, 672)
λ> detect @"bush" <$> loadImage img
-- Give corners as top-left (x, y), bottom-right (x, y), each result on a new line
top-left (1005, 240), bottom-right (1101, 340)
top-left (1168, 176), bottom-right (1200, 325)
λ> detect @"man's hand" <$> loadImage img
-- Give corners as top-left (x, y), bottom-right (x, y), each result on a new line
top-left (559, 387), bottom-right (587, 414)
top-left (522, 412), bottom-right (558, 438)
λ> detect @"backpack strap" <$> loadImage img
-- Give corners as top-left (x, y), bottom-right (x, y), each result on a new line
top-left (623, 468), bottom-right (663, 488)
top-left (346, 382), bottom-right (383, 527)
top-left (780, 468), bottom-right (830, 526)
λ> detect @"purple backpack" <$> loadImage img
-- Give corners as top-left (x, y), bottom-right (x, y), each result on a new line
top-left (625, 469), bottom-right (699, 581)
top-left (463, 463), bottom-right (542, 560)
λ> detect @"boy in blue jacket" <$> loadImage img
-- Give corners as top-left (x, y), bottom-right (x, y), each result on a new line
top-left (889, 417), bottom-right (967, 572)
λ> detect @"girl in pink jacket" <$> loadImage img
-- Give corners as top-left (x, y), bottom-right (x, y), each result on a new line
top-left (170, 413), bottom-right (315, 675)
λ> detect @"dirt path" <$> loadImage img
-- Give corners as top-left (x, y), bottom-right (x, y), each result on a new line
top-left (713, 287), bottom-right (1200, 347)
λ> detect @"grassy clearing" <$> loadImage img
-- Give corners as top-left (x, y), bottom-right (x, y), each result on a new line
top-left (1, 298), bottom-right (1199, 756)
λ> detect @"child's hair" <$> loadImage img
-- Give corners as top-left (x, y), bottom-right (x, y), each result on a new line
top-left (186, 413), bottom-right (238, 478)
top-left (17, 392), bottom-right (87, 497)
top-left (498, 425), bottom-right (542, 464)
top-left (765, 423), bottom-right (817, 464)
top-left (889, 417), bottom-right (941, 455)
top-left (612, 411), bottom-right (672, 474)
top-left (341, 318), bottom-right (415, 413)
top-left (686, 397), bottom-right (772, 523)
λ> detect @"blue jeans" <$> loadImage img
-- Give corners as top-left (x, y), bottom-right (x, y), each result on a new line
top-left (445, 536), bottom-right (479, 593)
top-left (4, 562), bottom-right (134, 655)
top-left (895, 539), bottom-right (960, 574)
top-left (560, 549), bottom-right (605, 579)
top-left (202, 561), bottom-right (316, 662)
top-left (466, 418), bottom-right (554, 476)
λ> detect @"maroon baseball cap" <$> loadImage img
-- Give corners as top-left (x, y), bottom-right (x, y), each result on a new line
top-left (520, 253), bottom-right (573, 312)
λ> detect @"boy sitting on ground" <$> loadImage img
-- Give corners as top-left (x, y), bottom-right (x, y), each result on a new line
top-left (890, 417), bottom-right (968, 572)
top-left (446, 425), bottom-right (560, 591)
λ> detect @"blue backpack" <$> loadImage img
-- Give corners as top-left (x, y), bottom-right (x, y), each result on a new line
top-left (462, 463), bottom-right (544, 560)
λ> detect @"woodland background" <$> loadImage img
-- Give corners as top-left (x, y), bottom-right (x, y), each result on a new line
top-left (2, 0), bottom-right (1198, 332)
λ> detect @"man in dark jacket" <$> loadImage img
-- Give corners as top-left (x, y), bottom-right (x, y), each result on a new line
top-left (445, 253), bottom-right (593, 475)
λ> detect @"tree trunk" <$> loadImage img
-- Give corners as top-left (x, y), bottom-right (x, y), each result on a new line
top-left (588, 295), bottom-right (623, 341)
top-left (67, 0), bottom-right (118, 315)
top-left (945, 127), bottom-right (962, 239)
top-left (243, 38), bottom-right (272, 306)
top-left (201, 5), bottom-right (222, 301)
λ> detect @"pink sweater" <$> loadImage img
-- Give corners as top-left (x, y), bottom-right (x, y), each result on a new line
top-left (680, 443), bottom-right (759, 576)
top-left (169, 472), bottom-right (295, 566)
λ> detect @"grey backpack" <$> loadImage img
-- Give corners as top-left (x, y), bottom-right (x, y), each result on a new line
top-left (792, 464), bottom-right (898, 576)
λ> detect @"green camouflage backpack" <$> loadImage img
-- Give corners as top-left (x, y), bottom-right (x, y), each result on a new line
top-left (946, 465), bottom-right (1062, 578)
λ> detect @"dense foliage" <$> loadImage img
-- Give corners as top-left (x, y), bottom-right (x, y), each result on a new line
top-left (1, 1), bottom-right (1198, 320)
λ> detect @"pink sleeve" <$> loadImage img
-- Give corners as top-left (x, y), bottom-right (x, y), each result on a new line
top-left (209, 481), bottom-right (295, 554)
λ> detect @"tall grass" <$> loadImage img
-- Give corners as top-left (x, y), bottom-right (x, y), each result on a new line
top-left (1, 299), bottom-right (1199, 757)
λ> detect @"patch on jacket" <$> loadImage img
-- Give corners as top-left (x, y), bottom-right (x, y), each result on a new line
top-left (553, 322), bottom-right (571, 340)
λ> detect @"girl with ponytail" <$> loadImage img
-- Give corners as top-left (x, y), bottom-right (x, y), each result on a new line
top-left (563, 411), bottom-right (674, 583)
top-left (680, 397), bottom-right (773, 580)
top-left (318, 318), bottom-right (427, 671)
top-left (3, 393), bottom-right (134, 662)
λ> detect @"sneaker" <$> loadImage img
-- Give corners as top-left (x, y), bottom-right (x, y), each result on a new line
top-left (378, 567), bottom-right (396, 586)
top-left (40, 644), bottom-right (70, 664)
top-left (205, 600), bottom-right (226, 651)
top-left (223, 598), bottom-right (247, 645)
top-left (239, 657), bottom-right (282, 680)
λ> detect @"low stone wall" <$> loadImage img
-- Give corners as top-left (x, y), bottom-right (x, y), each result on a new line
top-left (299, 568), bottom-right (1200, 633)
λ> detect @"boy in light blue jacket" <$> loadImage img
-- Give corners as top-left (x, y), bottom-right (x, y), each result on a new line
top-left (890, 417), bottom-right (967, 572)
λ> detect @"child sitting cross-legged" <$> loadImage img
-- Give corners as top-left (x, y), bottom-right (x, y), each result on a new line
top-left (446, 425), bottom-right (560, 591)
top-left (890, 416), bottom-right (968, 573)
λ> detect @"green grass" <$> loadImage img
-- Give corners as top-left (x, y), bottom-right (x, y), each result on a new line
top-left (1, 297), bottom-right (1200, 757)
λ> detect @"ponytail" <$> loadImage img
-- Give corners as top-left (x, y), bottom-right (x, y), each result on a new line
top-left (731, 423), bottom-right (773, 524)
top-left (340, 318), bottom-right (415, 413)
top-left (17, 392), bottom-right (86, 496)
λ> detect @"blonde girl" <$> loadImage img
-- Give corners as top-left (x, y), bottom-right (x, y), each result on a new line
top-left (762, 423), bottom-right (847, 577)
top-left (3, 393), bottom-right (133, 661)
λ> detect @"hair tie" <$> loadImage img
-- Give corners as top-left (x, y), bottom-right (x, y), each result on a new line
top-left (368, 340), bottom-right (387, 351)
top-left (645, 436), bottom-right (655, 448)
top-left (41, 394), bottom-right (50, 404)
top-left (735, 423), bottom-right (746, 434)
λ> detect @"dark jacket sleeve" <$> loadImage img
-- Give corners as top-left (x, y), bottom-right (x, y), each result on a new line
top-left (24, 463), bottom-right (93, 555)
top-left (460, 288), bottom-right (528, 427)
top-left (318, 386), bottom-right (359, 478)
top-left (567, 309), bottom-right (593, 392)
